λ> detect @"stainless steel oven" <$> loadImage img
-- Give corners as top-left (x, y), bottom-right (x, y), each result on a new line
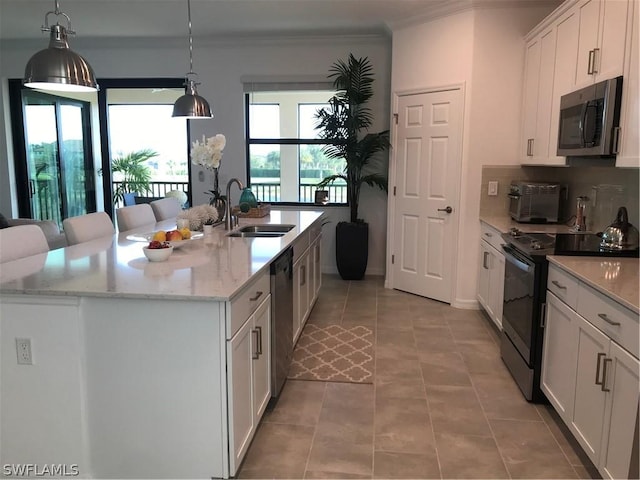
top-left (501, 238), bottom-right (551, 402)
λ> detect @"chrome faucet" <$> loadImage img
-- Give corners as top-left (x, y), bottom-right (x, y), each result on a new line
top-left (225, 178), bottom-right (244, 230)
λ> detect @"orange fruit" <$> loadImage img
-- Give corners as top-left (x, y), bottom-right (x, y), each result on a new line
top-left (179, 228), bottom-right (191, 239)
top-left (152, 230), bottom-right (166, 242)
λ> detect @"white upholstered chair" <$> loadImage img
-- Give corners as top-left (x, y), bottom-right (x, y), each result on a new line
top-left (0, 224), bottom-right (49, 263)
top-left (150, 197), bottom-right (182, 221)
top-left (63, 212), bottom-right (115, 245)
top-left (116, 204), bottom-right (157, 232)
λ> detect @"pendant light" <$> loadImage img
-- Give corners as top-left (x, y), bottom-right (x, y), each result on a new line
top-left (172, 0), bottom-right (213, 119)
top-left (23, 0), bottom-right (98, 92)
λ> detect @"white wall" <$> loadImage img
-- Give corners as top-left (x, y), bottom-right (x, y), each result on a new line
top-left (389, 4), bottom-right (556, 307)
top-left (0, 34), bottom-right (391, 276)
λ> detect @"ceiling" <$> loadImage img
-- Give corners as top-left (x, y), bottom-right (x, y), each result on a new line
top-left (0, 0), bottom-right (459, 41)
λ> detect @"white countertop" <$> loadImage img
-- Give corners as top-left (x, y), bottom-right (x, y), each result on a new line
top-left (548, 256), bottom-right (640, 313)
top-left (481, 216), bottom-right (577, 234)
top-left (0, 209), bottom-right (324, 301)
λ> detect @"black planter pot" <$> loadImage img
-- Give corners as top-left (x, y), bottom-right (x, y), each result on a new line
top-left (335, 221), bottom-right (368, 280)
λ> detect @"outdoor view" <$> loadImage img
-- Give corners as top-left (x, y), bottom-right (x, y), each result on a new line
top-left (248, 91), bottom-right (347, 203)
top-left (108, 103), bottom-right (189, 207)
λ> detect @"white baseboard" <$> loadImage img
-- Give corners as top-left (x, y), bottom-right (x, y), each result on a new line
top-left (451, 298), bottom-right (480, 310)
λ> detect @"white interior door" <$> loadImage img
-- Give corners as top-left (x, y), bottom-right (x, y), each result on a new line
top-left (391, 89), bottom-right (462, 303)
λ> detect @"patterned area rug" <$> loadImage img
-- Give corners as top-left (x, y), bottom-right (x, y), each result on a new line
top-left (288, 324), bottom-right (374, 384)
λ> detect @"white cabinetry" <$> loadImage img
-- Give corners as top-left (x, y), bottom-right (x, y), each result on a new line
top-left (541, 264), bottom-right (639, 479)
top-left (476, 223), bottom-right (505, 329)
top-left (292, 220), bottom-right (323, 345)
top-left (521, 26), bottom-right (559, 164)
top-left (575, 0), bottom-right (629, 87)
top-left (617, 0), bottom-right (639, 167)
top-left (226, 272), bottom-right (272, 476)
top-left (522, 0), bottom-right (633, 165)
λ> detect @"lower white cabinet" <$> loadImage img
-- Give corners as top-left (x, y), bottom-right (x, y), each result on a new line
top-left (310, 234), bottom-right (322, 304)
top-left (541, 265), bottom-right (639, 479)
top-left (227, 294), bottom-right (271, 476)
top-left (293, 250), bottom-right (310, 344)
top-left (477, 223), bottom-right (505, 329)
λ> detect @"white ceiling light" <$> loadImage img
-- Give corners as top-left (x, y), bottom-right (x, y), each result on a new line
top-left (23, 0), bottom-right (98, 92)
top-left (173, 0), bottom-right (213, 119)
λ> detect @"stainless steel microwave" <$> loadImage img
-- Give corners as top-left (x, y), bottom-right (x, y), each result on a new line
top-left (557, 76), bottom-right (623, 157)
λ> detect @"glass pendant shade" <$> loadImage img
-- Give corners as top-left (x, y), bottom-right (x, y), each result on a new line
top-left (24, 24), bottom-right (98, 92)
top-left (173, 79), bottom-right (213, 118)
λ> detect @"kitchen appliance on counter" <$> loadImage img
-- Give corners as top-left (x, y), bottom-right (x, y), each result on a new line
top-left (508, 182), bottom-right (563, 223)
top-left (600, 206), bottom-right (640, 251)
top-left (500, 229), bottom-right (638, 402)
top-left (557, 76), bottom-right (623, 157)
top-left (573, 196), bottom-right (590, 232)
top-left (270, 247), bottom-right (293, 400)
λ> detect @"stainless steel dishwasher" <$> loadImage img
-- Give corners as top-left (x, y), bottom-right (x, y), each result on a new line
top-left (270, 247), bottom-right (293, 399)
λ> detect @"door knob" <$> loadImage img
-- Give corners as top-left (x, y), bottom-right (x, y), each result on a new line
top-left (437, 206), bottom-right (453, 214)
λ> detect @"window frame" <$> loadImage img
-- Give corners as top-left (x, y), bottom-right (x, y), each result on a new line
top-left (244, 92), bottom-right (347, 206)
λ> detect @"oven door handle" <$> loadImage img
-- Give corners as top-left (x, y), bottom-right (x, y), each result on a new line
top-left (502, 245), bottom-right (534, 273)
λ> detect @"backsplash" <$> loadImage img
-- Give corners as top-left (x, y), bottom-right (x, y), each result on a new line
top-left (480, 165), bottom-right (640, 232)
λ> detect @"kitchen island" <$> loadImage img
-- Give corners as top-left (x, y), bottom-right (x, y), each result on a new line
top-left (0, 209), bottom-right (324, 479)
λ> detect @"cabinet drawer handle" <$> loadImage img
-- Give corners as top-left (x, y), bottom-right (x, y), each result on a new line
top-left (551, 280), bottom-right (566, 290)
top-left (598, 313), bottom-right (621, 326)
top-left (595, 352), bottom-right (606, 386)
top-left (601, 357), bottom-right (612, 392)
top-left (483, 251), bottom-right (489, 269)
top-left (587, 49), bottom-right (595, 75)
top-left (255, 326), bottom-right (263, 356)
top-left (592, 48), bottom-right (600, 74)
top-left (252, 329), bottom-right (260, 360)
top-left (249, 291), bottom-right (263, 302)
top-left (301, 265), bottom-right (306, 286)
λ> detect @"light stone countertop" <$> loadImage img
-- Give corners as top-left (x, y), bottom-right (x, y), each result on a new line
top-left (0, 209), bottom-right (324, 301)
top-left (547, 256), bottom-right (640, 313)
top-left (481, 216), bottom-right (577, 234)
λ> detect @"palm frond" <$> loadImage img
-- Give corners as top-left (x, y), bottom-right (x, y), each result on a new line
top-left (359, 174), bottom-right (388, 192)
top-left (316, 174), bottom-right (348, 188)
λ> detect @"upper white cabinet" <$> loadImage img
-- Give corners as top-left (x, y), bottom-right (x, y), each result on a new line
top-left (617, 0), bottom-right (639, 167)
top-left (521, 0), bottom-right (634, 166)
top-left (575, 0), bottom-right (630, 87)
top-left (521, 26), bottom-right (562, 164)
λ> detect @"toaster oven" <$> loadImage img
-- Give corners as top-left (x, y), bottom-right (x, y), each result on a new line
top-left (508, 182), bottom-right (562, 223)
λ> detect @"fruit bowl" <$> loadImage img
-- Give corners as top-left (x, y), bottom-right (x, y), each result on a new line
top-left (143, 245), bottom-right (174, 262)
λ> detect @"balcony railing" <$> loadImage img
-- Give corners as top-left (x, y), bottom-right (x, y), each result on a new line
top-left (113, 181), bottom-right (189, 208)
top-left (250, 182), bottom-right (347, 204)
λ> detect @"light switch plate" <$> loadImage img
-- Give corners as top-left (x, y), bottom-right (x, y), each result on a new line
top-left (488, 181), bottom-right (498, 196)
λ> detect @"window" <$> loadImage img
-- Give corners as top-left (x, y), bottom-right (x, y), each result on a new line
top-left (246, 90), bottom-right (347, 204)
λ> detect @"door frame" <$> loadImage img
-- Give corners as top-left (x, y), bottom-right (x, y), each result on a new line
top-left (385, 83), bottom-right (466, 303)
top-left (8, 80), bottom-right (97, 220)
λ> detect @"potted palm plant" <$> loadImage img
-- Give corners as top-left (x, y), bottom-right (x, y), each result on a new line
top-left (315, 54), bottom-right (390, 280)
top-left (111, 149), bottom-right (158, 205)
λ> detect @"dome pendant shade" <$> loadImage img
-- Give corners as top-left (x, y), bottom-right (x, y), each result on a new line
top-left (172, 79), bottom-right (213, 118)
top-left (24, 24), bottom-right (98, 92)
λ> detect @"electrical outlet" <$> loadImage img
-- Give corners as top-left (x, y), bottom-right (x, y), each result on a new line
top-left (16, 338), bottom-right (33, 365)
top-left (488, 181), bottom-right (499, 196)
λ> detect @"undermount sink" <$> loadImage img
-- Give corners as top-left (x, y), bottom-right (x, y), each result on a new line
top-left (237, 224), bottom-right (295, 233)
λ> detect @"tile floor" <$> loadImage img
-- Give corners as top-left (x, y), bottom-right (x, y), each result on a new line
top-left (238, 275), bottom-right (600, 479)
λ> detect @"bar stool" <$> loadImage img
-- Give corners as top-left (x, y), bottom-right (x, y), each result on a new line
top-left (151, 197), bottom-right (182, 221)
top-left (0, 224), bottom-right (49, 263)
top-left (116, 204), bottom-right (156, 232)
top-left (63, 212), bottom-right (115, 245)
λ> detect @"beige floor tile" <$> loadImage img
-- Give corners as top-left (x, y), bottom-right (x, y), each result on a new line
top-left (305, 470), bottom-right (372, 479)
top-left (342, 312), bottom-right (377, 328)
top-left (535, 404), bottom-right (596, 469)
top-left (315, 383), bottom-right (374, 443)
top-left (237, 423), bottom-right (315, 479)
top-left (375, 373), bottom-right (426, 400)
top-left (373, 451), bottom-right (440, 479)
top-left (419, 351), bottom-right (472, 386)
top-left (376, 310), bottom-right (414, 329)
top-left (490, 418), bottom-right (580, 479)
top-left (374, 396), bottom-right (435, 453)
top-left (448, 322), bottom-right (494, 342)
top-left (435, 432), bottom-right (509, 479)
top-left (471, 372), bottom-right (543, 422)
top-left (413, 325), bottom-right (457, 353)
top-left (456, 339), bottom-right (508, 374)
top-left (264, 380), bottom-right (326, 426)
top-left (306, 436), bottom-right (373, 478)
top-left (426, 385), bottom-right (493, 437)
top-left (410, 310), bottom-right (449, 327)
